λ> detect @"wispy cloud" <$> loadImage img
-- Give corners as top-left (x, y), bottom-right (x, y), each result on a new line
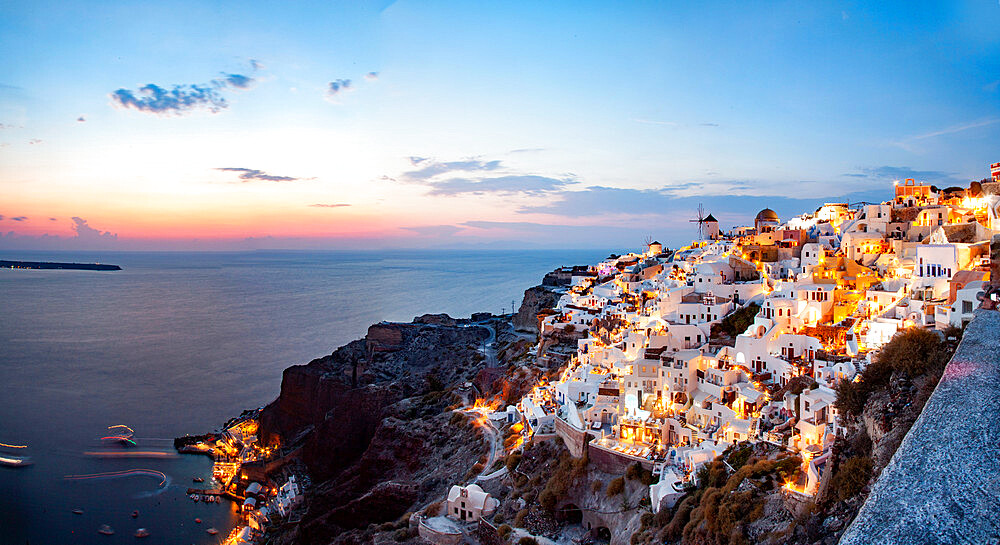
top-left (395, 156), bottom-right (577, 197)
top-left (308, 203), bottom-right (351, 208)
top-left (76, 115), bottom-right (86, 122)
top-left (426, 175), bottom-right (574, 196)
top-left (365, 72), bottom-right (379, 81)
top-left (891, 118), bottom-right (1000, 151)
top-left (510, 148), bottom-right (545, 154)
top-left (216, 167), bottom-right (302, 182)
top-left (28, 138), bottom-right (42, 145)
top-left (0, 122), bottom-right (21, 129)
top-left (110, 69), bottom-right (257, 116)
top-left (843, 165), bottom-right (963, 185)
top-left (910, 118), bottom-right (1000, 140)
top-left (700, 122), bottom-right (719, 127)
top-left (401, 159), bottom-right (502, 182)
top-left (9, 216), bottom-right (27, 221)
top-left (401, 225), bottom-right (462, 236)
top-left (327, 79), bottom-right (352, 97)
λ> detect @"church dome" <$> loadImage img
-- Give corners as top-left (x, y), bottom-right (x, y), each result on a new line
top-left (755, 208), bottom-right (779, 222)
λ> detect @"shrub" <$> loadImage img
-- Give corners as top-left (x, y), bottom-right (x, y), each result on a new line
top-left (626, 462), bottom-right (643, 481)
top-left (696, 461), bottom-right (729, 489)
top-left (834, 377), bottom-right (868, 417)
top-left (591, 479), bottom-right (604, 493)
top-left (640, 512), bottom-right (655, 528)
top-left (424, 501), bottom-right (442, 517)
top-left (667, 495), bottom-right (698, 541)
top-left (866, 327), bottom-right (947, 388)
top-left (518, 538), bottom-right (539, 545)
top-left (505, 453), bottom-right (522, 471)
top-left (606, 476), bottom-right (625, 497)
top-left (513, 509), bottom-right (529, 527)
top-left (726, 444), bottom-right (754, 470)
top-left (713, 303), bottom-right (761, 338)
top-left (497, 524), bottom-right (512, 539)
top-left (833, 456), bottom-right (872, 500)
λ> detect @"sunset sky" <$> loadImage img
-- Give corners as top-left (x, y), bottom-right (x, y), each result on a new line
top-left (2, 1), bottom-right (999, 250)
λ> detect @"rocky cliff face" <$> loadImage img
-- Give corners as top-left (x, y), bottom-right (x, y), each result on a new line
top-left (513, 285), bottom-right (561, 333)
top-left (258, 317), bottom-right (492, 543)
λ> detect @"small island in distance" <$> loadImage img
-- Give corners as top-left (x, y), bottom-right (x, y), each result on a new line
top-left (0, 260), bottom-right (122, 271)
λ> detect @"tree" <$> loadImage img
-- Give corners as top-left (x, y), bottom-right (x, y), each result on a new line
top-left (834, 377), bottom-right (867, 417)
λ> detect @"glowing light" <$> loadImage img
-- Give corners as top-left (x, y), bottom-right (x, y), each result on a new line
top-left (0, 442), bottom-right (27, 449)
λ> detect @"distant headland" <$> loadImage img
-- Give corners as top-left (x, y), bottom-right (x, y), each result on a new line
top-left (0, 260), bottom-right (122, 271)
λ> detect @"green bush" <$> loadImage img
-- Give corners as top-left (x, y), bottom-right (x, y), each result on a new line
top-left (606, 476), bottom-right (625, 497)
top-left (712, 303), bottom-right (761, 338)
top-left (834, 377), bottom-right (867, 417)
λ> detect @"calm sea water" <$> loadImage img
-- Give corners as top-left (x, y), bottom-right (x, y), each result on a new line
top-left (0, 249), bottom-right (613, 545)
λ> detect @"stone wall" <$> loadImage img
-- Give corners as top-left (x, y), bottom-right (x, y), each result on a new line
top-left (554, 416), bottom-right (588, 458)
top-left (838, 310), bottom-right (1000, 545)
top-left (587, 443), bottom-right (653, 474)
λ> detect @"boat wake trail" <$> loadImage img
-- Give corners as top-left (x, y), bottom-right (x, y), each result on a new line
top-left (134, 474), bottom-right (172, 498)
top-left (64, 468), bottom-right (168, 489)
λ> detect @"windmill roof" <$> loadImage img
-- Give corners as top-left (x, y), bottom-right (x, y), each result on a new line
top-left (704, 214), bottom-right (718, 222)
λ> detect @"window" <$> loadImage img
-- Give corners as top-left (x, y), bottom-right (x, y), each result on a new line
top-left (963, 301), bottom-right (973, 314)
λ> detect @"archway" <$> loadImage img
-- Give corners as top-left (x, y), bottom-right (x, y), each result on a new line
top-left (556, 503), bottom-right (582, 524)
top-left (594, 527), bottom-right (612, 542)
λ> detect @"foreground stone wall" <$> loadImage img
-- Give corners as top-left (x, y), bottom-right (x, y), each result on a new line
top-left (839, 309), bottom-right (1000, 545)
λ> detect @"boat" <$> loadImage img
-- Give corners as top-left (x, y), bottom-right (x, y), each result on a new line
top-left (98, 524), bottom-right (114, 535)
top-left (131, 510), bottom-right (139, 518)
top-left (190, 494), bottom-right (199, 502)
top-left (134, 528), bottom-right (150, 538)
top-left (72, 508), bottom-right (84, 515)
top-left (192, 477), bottom-right (205, 483)
top-left (206, 527), bottom-right (218, 535)
top-left (195, 518), bottom-right (202, 524)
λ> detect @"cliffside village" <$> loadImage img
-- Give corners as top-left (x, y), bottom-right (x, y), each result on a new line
top-left (501, 164), bottom-right (1000, 518)
top-left (193, 164), bottom-right (1000, 545)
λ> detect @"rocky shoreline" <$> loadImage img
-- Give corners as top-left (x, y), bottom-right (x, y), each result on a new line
top-left (177, 277), bottom-right (568, 544)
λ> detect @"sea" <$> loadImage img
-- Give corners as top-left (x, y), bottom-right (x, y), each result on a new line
top-left (0, 249), bottom-right (615, 545)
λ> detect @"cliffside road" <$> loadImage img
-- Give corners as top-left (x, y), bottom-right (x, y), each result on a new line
top-left (462, 408), bottom-right (502, 482)
top-left (466, 322), bottom-right (498, 367)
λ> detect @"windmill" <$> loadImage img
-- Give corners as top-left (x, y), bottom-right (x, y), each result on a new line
top-left (689, 203), bottom-right (707, 240)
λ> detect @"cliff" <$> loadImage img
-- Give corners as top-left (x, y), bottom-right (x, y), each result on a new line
top-left (257, 317), bottom-right (493, 543)
top-left (513, 285), bottom-right (561, 333)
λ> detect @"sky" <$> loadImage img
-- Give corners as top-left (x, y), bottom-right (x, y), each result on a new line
top-left (1, 0), bottom-right (999, 251)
